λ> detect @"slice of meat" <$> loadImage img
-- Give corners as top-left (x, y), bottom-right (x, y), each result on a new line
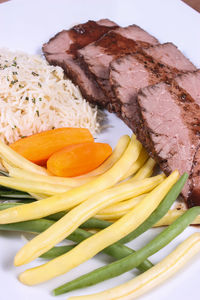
top-left (43, 19), bottom-right (118, 106)
top-left (137, 70), bottom-right (200, 206)
top-left (176, 70), bottom-right (200, 207)
top-left (189, 147), bottom-right (200, 207)
top-left (109, 43), bottom-right (196, 128)
top-left (77, 25), bottom-right (159, 109)
top-left (175, 69), bottom-right (200, 104)
top-left (144, 43), bottom-right (196, 72)
top-left (43, 52), bottom-right (107, 106)
top-left (43, 19), bottom-right (117, 57)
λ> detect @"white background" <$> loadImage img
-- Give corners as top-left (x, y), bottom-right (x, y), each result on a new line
top-left (0, 0), bottom-right (200, 299)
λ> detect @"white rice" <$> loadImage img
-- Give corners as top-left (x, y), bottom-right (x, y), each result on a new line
top-left (0, 48), bottom-right (102, 144)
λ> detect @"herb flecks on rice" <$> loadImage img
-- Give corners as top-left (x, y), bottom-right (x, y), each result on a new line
top-left (0, 49), bottom-right (101, 144)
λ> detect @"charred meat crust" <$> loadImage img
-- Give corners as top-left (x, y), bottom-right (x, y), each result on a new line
top-left (77, 25), bottom-right (159, 109)
top-left (43, 19), bottom-right (118, 105)
top-left (43, 20), bottom-right (118, 57)
top-left (45, 54), bottom-right (107, 106)
top-left (109, 42), bottom-right (196, 123)
top-left (137, 71), bottom-right (200, 205)
top-left (43, 21), bottom-right (200, 207)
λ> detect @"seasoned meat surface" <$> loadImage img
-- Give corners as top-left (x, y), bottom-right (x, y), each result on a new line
top-left (78, 25), bottom-right (159, 109)
top-left (43, 19), bottom-right (118, 106)
top-left (144, 43), bottom-right (196, 72)
top-left (110, 43), bottom-right (196, 128)
top-left (137, 70), bottom-right (200, 206)
top-left (43, 19), bottom-right (117, 57)
top-left (43, 21), bottom-right (200, 206)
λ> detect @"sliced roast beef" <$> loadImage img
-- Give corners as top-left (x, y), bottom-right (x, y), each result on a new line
top-left (176, 70), bottom-right (200, 206)
top-left (137, 70), bottom-right (200, 206)
top-left (43, 19), bottom-right (118, 106)
top-left (189, 146), bottom-right (200, 207)
top-left (77, 25), bottom-right (159, 109)
top-left (109, 43), bottom-right (196, 128)
top-left (175, 69), bottom-right (200, 105)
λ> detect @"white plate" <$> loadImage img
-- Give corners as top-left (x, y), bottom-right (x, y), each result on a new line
top-left (0, 0), bottom-right (200, 299)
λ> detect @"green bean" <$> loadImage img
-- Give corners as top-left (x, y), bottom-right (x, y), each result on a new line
top-left (0, 203), bottom-right (112, 230)
top-left (120, 173), bottom-right (188, 243)
top-left (0, 173), bottom-right (188, 278)
top-left (47, 211), bottom-right (66, 221)
top-left (0, 217), bottom-right (152, 272)
top-left (0, 178), bottom-right (35, 198)
top-left (0, 170), bottom-right (9, 176)
top-left (83, 174), bottom-right (187, 233)
top-left (0, 203), bottom-right (111, 228)
top-left (81, 218), bottom-right (111, 229)
top-left (48, 211), bottom-right (109, 228)
top-left (0, 189), bottom-right (33, 199)
top-left (0, 218), bottom-right (55, 233)
top-left (53, 205), bottom-right (200, 295)
top-left (47, 174), bottom-right (188, 238)
top-left (49, 211), bottom-right (112, 229)
top-left (81, 174), bottom-right (188, 232)
top-left (49, 174), bottom-right (188, 233)
top-left (40, 245), bottom-right (76, 259)
top-left (0, 203), bottom-right (25, 210)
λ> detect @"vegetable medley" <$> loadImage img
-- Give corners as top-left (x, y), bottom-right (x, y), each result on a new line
top-left (0, 128), bottom-right (199, 299)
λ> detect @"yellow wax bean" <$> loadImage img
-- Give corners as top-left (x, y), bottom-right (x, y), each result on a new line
top-left (4, 161), bottom-right (92, 188)
top-left (19, 170), bottom-right (179, 285)
top-left (131, 157), bottom-right (156, 181)
top-left (96, 212), bottom-right (129, 220)
top-left (0, 177), bottom-right (71, 195)
top-left (0, 135), bottom-right (141, 224)
top-left (0, 139), bottom-right (49, 175)
top-left (4, 135), bottom-right (130, 188)
top-left (98, 194), bottom-right (147, 215)
top-left (29, 193), bottom-right (48, 200)
top-left (15, 175), bottom-right (164, 266)
top-left (121, 148), bottom-right (149, 180)
top-left (117, 158), bottom-right (158, 190)
top-left (68, 233), bottom-right (200, 300)
top-left (154, 209), bottom-right (200, 227)
top-left (78, 135), bottom-right (130, 178)
top-left (99, 203), bottom-right (193, 224)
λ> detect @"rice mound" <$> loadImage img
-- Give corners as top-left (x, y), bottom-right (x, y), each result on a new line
top-left (0, 48), bottom-right (101, 144)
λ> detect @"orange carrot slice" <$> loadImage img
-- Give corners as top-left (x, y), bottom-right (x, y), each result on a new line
top-left (10, 128), bottom-right (94, 166)
top-left (47, 142), bottom-right (112, 177)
